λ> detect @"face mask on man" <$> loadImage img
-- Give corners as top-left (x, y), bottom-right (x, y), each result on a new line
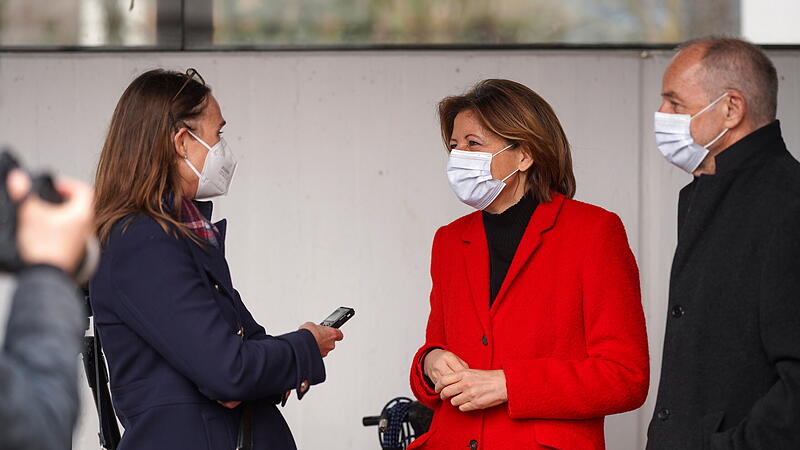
top-left (184, 129), bottom-right (238, 199)
top-left (446, 143), bottom-right (519, 210)
top-left (654, 92), bottom-right (729, 173)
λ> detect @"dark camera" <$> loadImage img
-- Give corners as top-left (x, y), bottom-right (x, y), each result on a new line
top-left (0, 149), bottom-right (64, 272)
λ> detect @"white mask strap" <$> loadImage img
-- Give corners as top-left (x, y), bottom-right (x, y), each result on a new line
top-left (691, 92), bottom-right (728, 119)
top-left (495, 143), bottom-right (520, 182)
top-left (704, 127), bottom-right (729, 149)
top-left (501, 168), bottom-right (519, 183)
top-left (492, 143), bottom-right (515, 157)
top-left (186, 129), bottom-right (213, 151)
top-left (183, 129), bottom-right (210, 180)
top-left (184, 156), bottom-right (203, 178)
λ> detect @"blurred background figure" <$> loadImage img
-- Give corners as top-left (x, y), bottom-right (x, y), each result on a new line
top-left (0, 167), bottom-right (94, 450)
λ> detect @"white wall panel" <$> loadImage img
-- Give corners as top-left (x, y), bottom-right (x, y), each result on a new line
top-left (0, 48), bottom-right (796, 450)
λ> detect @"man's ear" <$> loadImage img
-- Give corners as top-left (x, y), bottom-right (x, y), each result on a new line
top-left (173, 127), bottom-right (189, 159)
top-left (517, 144), bottom-right (535, 172)
top-left (723, 90), bottom-right (747, 130)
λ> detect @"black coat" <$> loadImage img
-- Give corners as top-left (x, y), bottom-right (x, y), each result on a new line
top-left (647, 121), bottom-right (800, 449)
top-left (0, 266), bottom-right (83, 450)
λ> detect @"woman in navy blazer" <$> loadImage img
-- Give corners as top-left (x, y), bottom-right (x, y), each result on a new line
top-left (89, 69), bottom-right (343, 450)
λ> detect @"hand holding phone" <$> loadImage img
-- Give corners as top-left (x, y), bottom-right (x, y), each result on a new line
top-left (298, 307), bottom-right (353, 359)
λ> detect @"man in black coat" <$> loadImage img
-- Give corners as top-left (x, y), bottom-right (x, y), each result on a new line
top-left (647, 37), bottom-right (800, 449)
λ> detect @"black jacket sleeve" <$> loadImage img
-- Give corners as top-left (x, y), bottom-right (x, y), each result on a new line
top-left (710, 207), bottom-right (800, 449)
top-left (0, 265), bottom-right (83, 450)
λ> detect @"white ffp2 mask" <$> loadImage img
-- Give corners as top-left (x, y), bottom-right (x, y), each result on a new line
top-left (184, 130), bottom-right (237, 200)
top-left (446, 144), bottom-right (518, 210)
top-left (654, 92), bottom-right (729, 173)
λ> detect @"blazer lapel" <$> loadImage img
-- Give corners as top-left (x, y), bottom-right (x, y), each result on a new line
top-left (191, 200), bottom-right (230, 283)
top-left (187, 237), bottom-right (232, 289)
top-left (184, 238), bottom-right (240, 330)
top-left (490, 193), bottom-right (566, 315)
top-left (670, 176), bottom-right (734, 281)
top-left (461, 212), bottom-right (492, 334)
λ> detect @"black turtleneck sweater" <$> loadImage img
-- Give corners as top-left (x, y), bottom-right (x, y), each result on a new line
top-left (482, 194), bottom-right (538, 307)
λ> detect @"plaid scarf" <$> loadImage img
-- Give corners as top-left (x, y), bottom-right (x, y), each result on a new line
top-left (180, 198), bottom-right (220, 248)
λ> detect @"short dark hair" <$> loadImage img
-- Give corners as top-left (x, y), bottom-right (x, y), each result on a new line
top-left (679, 36), bottom-right (778, 126)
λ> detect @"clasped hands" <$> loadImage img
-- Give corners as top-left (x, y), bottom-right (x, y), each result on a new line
top-left (423, 349), bottom-right (507, 412)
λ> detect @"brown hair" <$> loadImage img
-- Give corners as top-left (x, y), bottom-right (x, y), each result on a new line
top-left (438, 79), bottom-right (576, 203)
top-left (94, 69), bottom-right (210, 245)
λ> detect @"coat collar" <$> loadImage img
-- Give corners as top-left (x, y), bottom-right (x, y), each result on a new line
top-left (194, 199), bottom-right (214, 220)
top-left (672, 121), bottom-right (786, 281)
top-left (184, 199), bottom-right (230, 290)
top-left (713, 120), bottom-right (783, 175)
top-left (163, 195), bottom-right (228, 244)
top-left (461, 192), bottom-right (566, 331)
top-left (192, 200), bottom-right (227, 246)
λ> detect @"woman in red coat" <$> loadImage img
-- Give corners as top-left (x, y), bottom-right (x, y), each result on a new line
top-left (409, 79), bottom-right (649, 450)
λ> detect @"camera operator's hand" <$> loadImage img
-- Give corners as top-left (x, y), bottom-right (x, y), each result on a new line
top-left (7, 169), bottom-right (94, 274)
top-left (299, 322), bottom-right (344, 357)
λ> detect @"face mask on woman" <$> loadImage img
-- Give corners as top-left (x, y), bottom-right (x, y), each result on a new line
top-left (184, 130), bottom-right (238, 199)
top-left (653, 92), bottom-right (729, 173)
top-left (446, 144), bottom-right (518, 210)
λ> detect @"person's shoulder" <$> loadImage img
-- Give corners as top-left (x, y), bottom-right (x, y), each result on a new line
top-left (742, 148), bottom-right (800, 219)
top-left (558, 198), bottom-right (632, 252)
top-left (106, 213), bottom-right (182, 252)
top-left (752, 152), bottom-right (800, 237)
top-left (434, 210), bottom-right (481, 242)
top-left (560, 197), bottom-right (621, 226)
top-left (763, 149), bottom-right (800, 192)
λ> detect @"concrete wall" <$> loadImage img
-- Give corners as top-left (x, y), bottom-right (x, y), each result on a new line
top-left (0, 48), bottom-right (797, 449)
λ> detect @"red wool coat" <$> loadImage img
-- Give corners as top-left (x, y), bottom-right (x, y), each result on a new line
top-left (409, 194), bottom-right (649, 450)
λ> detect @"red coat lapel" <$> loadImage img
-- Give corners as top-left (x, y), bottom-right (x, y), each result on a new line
top-left (490, 193), bottom-right (566, 316)
top-left (460, 212), bottom-right (492, 334)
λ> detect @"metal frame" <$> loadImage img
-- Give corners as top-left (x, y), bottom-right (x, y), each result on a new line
top-left (0, 0), bottom-right (798, 53)
top-left (0, 43), bottom-right (798, 53)
top-left (156, 0), bottom-right (183, 50)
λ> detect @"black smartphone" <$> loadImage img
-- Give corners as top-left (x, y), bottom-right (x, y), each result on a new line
top-left (320, 307), bottom-right (355, 328)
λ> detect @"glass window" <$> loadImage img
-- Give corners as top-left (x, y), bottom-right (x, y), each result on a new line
top-left (0, 0), bottom-right (798, 49)
top-left (210, 0), bottom-right (699, 47)
top-left (0, 0), bottom-right (159, 48)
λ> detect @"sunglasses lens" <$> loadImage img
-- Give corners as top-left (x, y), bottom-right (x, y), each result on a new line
top-left (172, 69), bottom-right (204, 101)
top-left (188, 69), bottom-right (204, 86)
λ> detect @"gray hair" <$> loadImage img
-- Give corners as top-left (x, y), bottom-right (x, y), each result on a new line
top-left (678, 36), bottom-right (778, 127)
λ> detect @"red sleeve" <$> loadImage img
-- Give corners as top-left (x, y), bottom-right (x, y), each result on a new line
top-left (410, 228), bottom-right (449, 410)
top-left (502, 212), bottom-right (650, 419)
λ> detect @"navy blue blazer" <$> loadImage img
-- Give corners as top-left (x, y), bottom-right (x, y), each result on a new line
top-left (89, 201), bottom-right (325, 450)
